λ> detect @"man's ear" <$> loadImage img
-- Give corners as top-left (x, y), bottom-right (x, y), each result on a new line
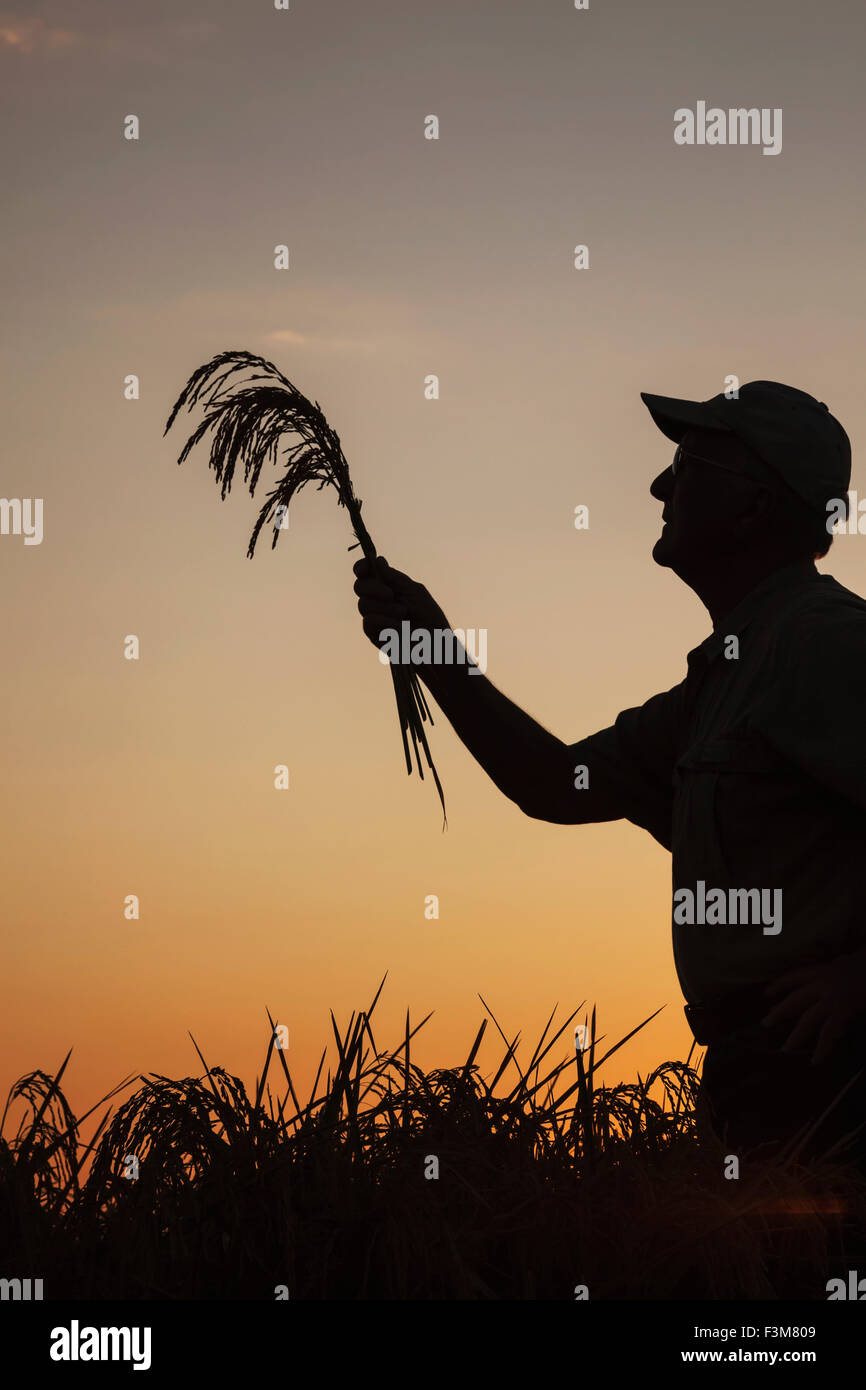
top-left (743, 482), bottom-right (778, 527)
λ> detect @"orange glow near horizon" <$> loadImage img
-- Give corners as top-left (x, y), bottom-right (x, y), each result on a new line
top-left (2, 0), bottom-right (864, 1134)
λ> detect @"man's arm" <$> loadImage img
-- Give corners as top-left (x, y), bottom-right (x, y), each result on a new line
top-left (419, 659), bottom-right (623, 823)
top-left (353, 557), bottom-right (670, 826)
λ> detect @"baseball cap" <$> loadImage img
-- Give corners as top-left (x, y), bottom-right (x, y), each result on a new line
top-left (640, 381), bottom-right (851, 515)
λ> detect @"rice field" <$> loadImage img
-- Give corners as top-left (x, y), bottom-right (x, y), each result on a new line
top-left (3, 980), bottom-right (865, 1300)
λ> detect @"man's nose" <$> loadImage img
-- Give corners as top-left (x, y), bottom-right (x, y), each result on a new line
top-left (650, 467), bottom-right (674, 502)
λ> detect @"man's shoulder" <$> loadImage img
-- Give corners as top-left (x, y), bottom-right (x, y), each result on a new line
top-left (781, 571), bottom-right (866, 633)
top-left (765, 571), bottom-right (866, 678)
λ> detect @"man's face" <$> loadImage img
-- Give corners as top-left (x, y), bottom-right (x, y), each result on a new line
top-left (650, 427), bottom-right (770, 578)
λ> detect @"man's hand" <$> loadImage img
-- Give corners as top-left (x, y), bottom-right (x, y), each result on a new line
top-left (352, 556), bottom-right (595, 823)
top-left (353, 556), bottom-right (450, 658)
top-left (762, 948), bottom-right (866, 1065)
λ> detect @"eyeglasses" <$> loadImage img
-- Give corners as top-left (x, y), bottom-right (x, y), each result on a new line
top-left (671, 444), bottom-right (751, 480)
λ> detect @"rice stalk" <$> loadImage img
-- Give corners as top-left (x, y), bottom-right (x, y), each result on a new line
top-left (165, 349), bottom-right (446, 824)
top-left (5, 995), bottom-right (866, 1299)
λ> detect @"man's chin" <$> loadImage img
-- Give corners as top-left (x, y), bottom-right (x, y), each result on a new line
top-left (652, 533), bottom-right (674, 567)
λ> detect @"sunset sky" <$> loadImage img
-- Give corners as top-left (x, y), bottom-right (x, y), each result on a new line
top-left (2, 0), bottom-right (865, 1127)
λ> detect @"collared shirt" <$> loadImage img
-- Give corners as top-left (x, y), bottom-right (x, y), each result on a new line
top-left (570, 560), bottom-right (866, 1005)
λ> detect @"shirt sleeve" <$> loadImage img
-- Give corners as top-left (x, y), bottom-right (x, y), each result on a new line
top-left (565, 682), bottom-right (686, 848)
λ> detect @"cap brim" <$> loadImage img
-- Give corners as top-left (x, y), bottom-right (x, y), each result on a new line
top-left (640, 392), bottom-right (732, 445)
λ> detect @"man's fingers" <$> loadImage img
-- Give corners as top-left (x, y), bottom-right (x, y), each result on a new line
top-left (361, 606), bottom-right (404, 628)
top-left (374, 560), bottom-right (421, 594)
top-left (356, 594), bottom-right (408, 620)
top-left (362, 616), bottom-right (399, 643)
top-left (353, 555), bottom-right (389, 577)
top-left (812, 1020), bottom-right (842, 1067)
top-left (762, 985), bottom-right (816, 1026)
top-left (764, 971), bottom-right (808, 996)
top-left (354, 576), bottom-right (398, 600)
top-left (353, 557), bottom-right (419, 602)
top-left (780, 1004), bottom-right (825, 1054)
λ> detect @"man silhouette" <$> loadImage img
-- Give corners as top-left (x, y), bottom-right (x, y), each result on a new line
top-left (354, 381), bottom-right (866, 1162)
